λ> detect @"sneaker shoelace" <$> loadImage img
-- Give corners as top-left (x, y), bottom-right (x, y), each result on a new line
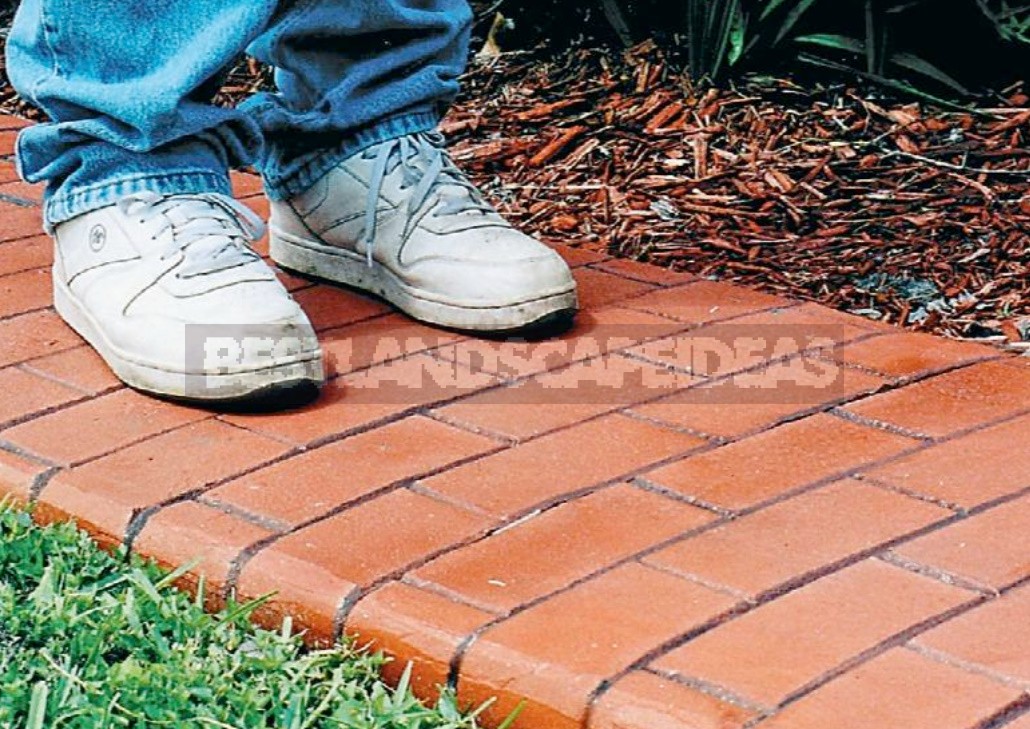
top-left (360, 132), bottom-right (501, 267)
top-left (118, 192), bottom-right (266, 277)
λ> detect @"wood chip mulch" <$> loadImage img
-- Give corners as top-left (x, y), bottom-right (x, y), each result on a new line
top-left (443, 43), bottom-right (1030, 346)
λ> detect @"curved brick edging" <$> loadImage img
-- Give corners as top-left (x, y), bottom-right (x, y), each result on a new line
top-left (0, 113), bottom-right (1028, 729)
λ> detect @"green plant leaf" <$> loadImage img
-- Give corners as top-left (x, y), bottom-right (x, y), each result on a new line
top-left (774, 0), bottom-right (824, 45)
top-left (794, 33), bottom-right (866, 53)
top-left (599, 0), bottom-right (634, 47)
top-left (728, 3), bottom-right (748, 65)
top-left (28, 565), bottom-right (56, 609)
top-left (760, 0), bottom-right (795, 22)
top-left (890, 51), bottom-right (971, 94)
top-left (496, 701), bottom-right (527, 729)
top-left (0, 506), bottom-right (487, 728)
top-left (885, 1), bottom-right (929, 14)
top-left (797, 51), bottom-right (987, 113)
top-left (26, 683), bottom-right (48, 729)
top-left (974, 0), bottom-right (1030, 43)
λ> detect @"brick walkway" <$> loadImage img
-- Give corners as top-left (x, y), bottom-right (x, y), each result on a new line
top-left (0, 112), bottom-right (1028, 729)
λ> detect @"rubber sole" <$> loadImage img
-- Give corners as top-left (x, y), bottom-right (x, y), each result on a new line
top-left (270, 228), bottom-right (579, 333)
top-left (53, 277), bottom-right (325, 403)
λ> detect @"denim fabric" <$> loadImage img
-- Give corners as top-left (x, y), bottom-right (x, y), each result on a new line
top-left (5, 0), bottom-right (473, 226)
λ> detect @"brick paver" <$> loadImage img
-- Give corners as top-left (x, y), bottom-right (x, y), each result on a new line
top-left (0, 234), bottom-right (51, 276)
top-left (758, 649), bottom-right (1025, 729)
top-left (891, 494), bottom-right (1030, 591)
top-left (913, 583), bottom-right (1030, 687)
top-left (650, 559), bottom-right (975, 709)
top-left (0, 114), bottom-right (1027, 729)
top-left (590, 671), bottom-right (758, 729)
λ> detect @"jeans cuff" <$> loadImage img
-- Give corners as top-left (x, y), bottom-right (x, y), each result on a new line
top-left (43, 169), bottom-right (232, 228)
top-left (260, 110), bottom-right (440, 201)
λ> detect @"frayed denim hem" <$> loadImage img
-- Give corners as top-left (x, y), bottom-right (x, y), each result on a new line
top-left (43, 169), bottom-right (233, 229)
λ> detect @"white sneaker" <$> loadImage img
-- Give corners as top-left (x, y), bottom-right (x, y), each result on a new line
top-left (52, 192), bottom-right (324, 401)
top-left (269, 132), bottom-right (578, 332)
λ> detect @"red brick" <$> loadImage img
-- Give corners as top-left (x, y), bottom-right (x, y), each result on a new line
top-left (628, 304), bottom-right (874, 378)
top-left (0, 234), bottom-right (51, 276)
top-left (0, 310), bottom-right (81, 368)
top-left (590, 258), bottom-right (697, 286)
top-left (623, 280), bottom-right (787, 325)
top-left (421, 414), bottom-right (704, 518)
top-left (0, 447), bottom-right (50, 505)
top-left (133, 501), bottom-right (272, 609)
top-left (632, 359), bottom-right (885, 438)
top-left (435, 354), bottom-right (697, 441)
top-left (0, 129), bottom-right (20, 155)
top-left (0, 366), bottom-right (83, 426)
top-left (458, 564), bottom-right (737, 729)
top-left (273, 266), bottom-right (314, 292)
top-left (1003, 712), bottom-right (1030, 729)
top-left (435, 306), bottom-right (685, 379)
top-left (548, 243), bottom-right (610, 268)
top-left (208, 415), bottom-right (497, 526)
top-left (643, 413), bottom-right (914, 511)
top-left (652, 559), bottom-right (973, 707)
top-left (0, 115), bottom-right (33, 131)
top-left (831, 331), bottom-right (998, 379)
top-left (759, 649), bottom-right (1023, 729)
top-left (20, 345), bottom-right (122, 395)
top-left (346, 581), bottom-right (494, 700)
top-left (0, 202), bottom-right (44, 243)
top-left (230, 171), bottom-right (264, 199)
top-left (0, 268), bottom-right (50, 318)
top-left (0, 162), bottom-right (19, 185)
top-left (252, 231), bottom-right (270, 259)
top-left (340, 352), bottom-right (498, 403)
top-left (321, 314), bottom-right (463, 377)
top-left (238, 489), bottom-right (491, 639)
top-left (915, 584), bottom-right (1030, 684)
top-left (844, 361), bottom-right (1030, 438)
top-left (893, 495), bottom-right (1030, 590)
top-left (224, 355), bottom-right (497, 446)
top-left (240, 195), bottom-right (269, 221)
top-left (414, 484), bottom-right (712, 613)
top-left (589, 671), bottom-right (757, 729)
top-left (37, 420), bottom-right (288, 546)
top-left (573, 267), bottom-right (657, 309)
top-left (257, 488), bottom-right (491, 586)
top-left (290, 285), bottom-right (389, 332)
top-left (3, 388), bottom-right (208, 465)
top-left (0, 179), bottom-right (44, 203)
top-left (863, 415), bottom-right (1030, 509)
top-left (779, 302), bottom-right (889, 329)
top-left (645, 479), bottom-right (950, 598)
top-left (730, 302), bottom-right (881, 341)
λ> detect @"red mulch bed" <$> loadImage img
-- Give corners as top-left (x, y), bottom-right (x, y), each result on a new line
top-left (443, 43), bottom-right (1029, 347)
top-left (3, 44), bottom-right (1028, 347)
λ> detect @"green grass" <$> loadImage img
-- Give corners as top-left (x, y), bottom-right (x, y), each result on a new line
top-left (0, 501), bottom-right (494, 729)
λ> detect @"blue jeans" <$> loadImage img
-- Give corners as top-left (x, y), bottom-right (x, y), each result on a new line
top-left (6, 0), bottom-right (473, 226)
